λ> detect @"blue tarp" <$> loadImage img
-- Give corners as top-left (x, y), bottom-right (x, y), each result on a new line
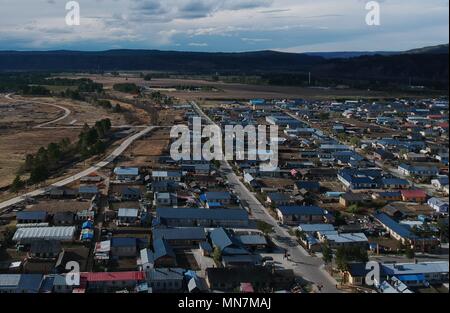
top-left (184, 270), bottom-right (197, 280)
top-left (82, 221), bottom-right (94, 229)
top-left (81, 233), bottom-right (94, 240)
top-left (397, 274), bottom-right (426, 283)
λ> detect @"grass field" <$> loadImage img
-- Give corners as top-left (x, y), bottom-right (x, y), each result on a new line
top-left (59, 74), bottom-right (441, 101)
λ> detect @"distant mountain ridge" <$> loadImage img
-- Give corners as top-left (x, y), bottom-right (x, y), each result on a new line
top-left (0, 50), bottom-right (323, 72)
top-left (405, 44), bottom-right (449, 55)
top-left (305, 44), bottom-right (449, 59)
top-left (0, 44), bottom-right (448, 89)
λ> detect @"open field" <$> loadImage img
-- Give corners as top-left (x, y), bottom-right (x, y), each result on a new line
top-left (57, 74), bottom-right (441, 102)
top-left (44, 98), bottom-right (126, 127)
top-left (0, 94), bottom-right (129, 189)
top-left (0, 100), bottom-right (60, 129)
top-left (0, 128), bottom-right (81, 188)
top-left (118, 128), bottom-right (171, 168)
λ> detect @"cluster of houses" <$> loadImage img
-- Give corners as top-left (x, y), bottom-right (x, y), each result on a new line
top-left (1, 97), bottom-right (448, 294)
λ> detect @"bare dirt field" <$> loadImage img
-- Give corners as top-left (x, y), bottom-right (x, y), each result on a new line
top-left (118, 129), bottom-right (171, 168)
top-left (0, 128), bottom-right (81, 188)
top-left (48, 98), bottom-right (126, 127)
top-left (108, 99), bottom-right (151, 125)
top-left (0, 93), bottom-right (129, 189)
top-left (0, 100), bottom-right (60, 129)
top-left (25, 200), bottom-right (91, 214)
top-left (1, 94), bottom-right (126, 129)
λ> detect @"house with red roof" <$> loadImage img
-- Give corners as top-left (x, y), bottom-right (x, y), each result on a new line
top-left (401, 190), bottom-right (428, 203)
top-left (80, 271), bottom-right (146, 291)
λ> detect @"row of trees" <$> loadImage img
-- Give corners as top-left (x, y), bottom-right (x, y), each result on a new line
top-left (12, 119), bottom-right (112, 191)
top-left (59, 79), bottom-right (104, 101)
top-left (113, 83), bottom-right (140, 94)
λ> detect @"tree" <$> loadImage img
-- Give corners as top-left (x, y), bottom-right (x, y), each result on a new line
top-left (349, 137), bottom-right (361, 147)
top-left (335, 246), bottom-right (368, 272)
top-left (437, 219), bottom-right (449, 243)
top-left (335, 246), bottom-right (350, 272)
top-left (212, 247), bottom-right (222, 265)
top-left (347, 204), bottom-right (362, 214)
top-left (318, 112), bottom-right (330, 121)
top-left (29, 164), bottom-right (49, 184)
top-left (295, 229), bottom-right (306, 240)
top-left (47, 142), bottom-right (62, 165)
top-left (1, 226), bottom-right (15, 246)
top-left (334, 211), bottom-right (346, 226)
top-left (11, 175), bottom-right (25, 193)
top-left (256, 221), bottom-right (274, 236)
top-left (322, 243), bottom-right (333, 264)
top-left (405, 246), bottom-right (415, 259)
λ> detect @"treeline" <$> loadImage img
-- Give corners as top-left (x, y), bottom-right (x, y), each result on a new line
top-left (0, 73), bottom-right (104, 96)
top-left (113, 83), bottom-right (140, 94)
top-left (58, 79), bottom-right (103, 100)
top-left (0, 73), bottom-right (50, 93)
top-left (13, 119), bottom-right (112, 190)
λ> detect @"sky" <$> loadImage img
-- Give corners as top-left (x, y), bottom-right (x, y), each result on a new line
top-left (0, 0), bottom-right (448, 52)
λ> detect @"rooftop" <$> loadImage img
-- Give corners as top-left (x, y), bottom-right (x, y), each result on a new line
top-left (277, 206), bottom-right (326, 216)
top-left (114, 167), bottom-right (139, 176)
top-left (156, 208), bottom-right (248, 221)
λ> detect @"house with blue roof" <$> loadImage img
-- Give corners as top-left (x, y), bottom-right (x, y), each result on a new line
top-left (338, 168), bottom-right (383, 190)
top-left (114, 167), bottom-right (140, 181)
top-left (209, 228), bottom-right (249, 256)
top-left (374, 213), bottom-right (439, 252)
top-left (298, 224), bottom-right (335, 234)
top-left (295, 181), bottom-right (321, 192)
top-left (111, 237), bottom-right (140, 258)
top-left (372, 191), bottom-right (402, 202)
top-left (200, 191), bottom-right (232, 206)
top-left (398, 164), bottom-right (439, 177)
top-left (381, 178), bottom-right (410, 189)
top-left (152, 227), bottom-right (206, 247)
top-left (266, 192), bottom-right (291, 206)
top-left (78, 185), bottom-right (99, 199)
top-left (332, 151), bottom-right (365, 167)
top-left (249, 99), bottom-right (272, 110)
top-left (237, 234), bottom-right (268, 250)
top-left (427, 197), bottom-right (449, 214)
top-left (146, 268), bottom-right (185, 292)
top-left (265, 115), bottom-right (302, 129)
top-left (156, 208), bottom-right (249, 227)
top-left (276, 206), bottom-right (327, 225)
top-left (16, 211), bottom-right (47, 224)
top-left (119, 186), bottom-right (142, 201)
top-left (153, 238), bottom-right (177, 267)
top-left (381, 261), bottom-right (449, 287)
top-left (118, 208), bottom-right (139, 224)
top-left (0, 274), bottom-right (43, 293)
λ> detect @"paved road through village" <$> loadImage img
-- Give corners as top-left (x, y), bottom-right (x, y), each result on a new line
top-left (191, 101), bottom-right (341, 293)
top-left (0, 126), bottom-right (156, 211)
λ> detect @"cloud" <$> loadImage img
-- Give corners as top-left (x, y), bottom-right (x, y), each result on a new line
top-left (188, 42), bottom-right (209, 46)
top-left (0, 0), bottom-right (447, 52)
top-left (128, 0), bottom-right (273, 21)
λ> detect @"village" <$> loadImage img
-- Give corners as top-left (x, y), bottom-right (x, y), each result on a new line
top-left (0, 92), bottom-right (448, 294)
